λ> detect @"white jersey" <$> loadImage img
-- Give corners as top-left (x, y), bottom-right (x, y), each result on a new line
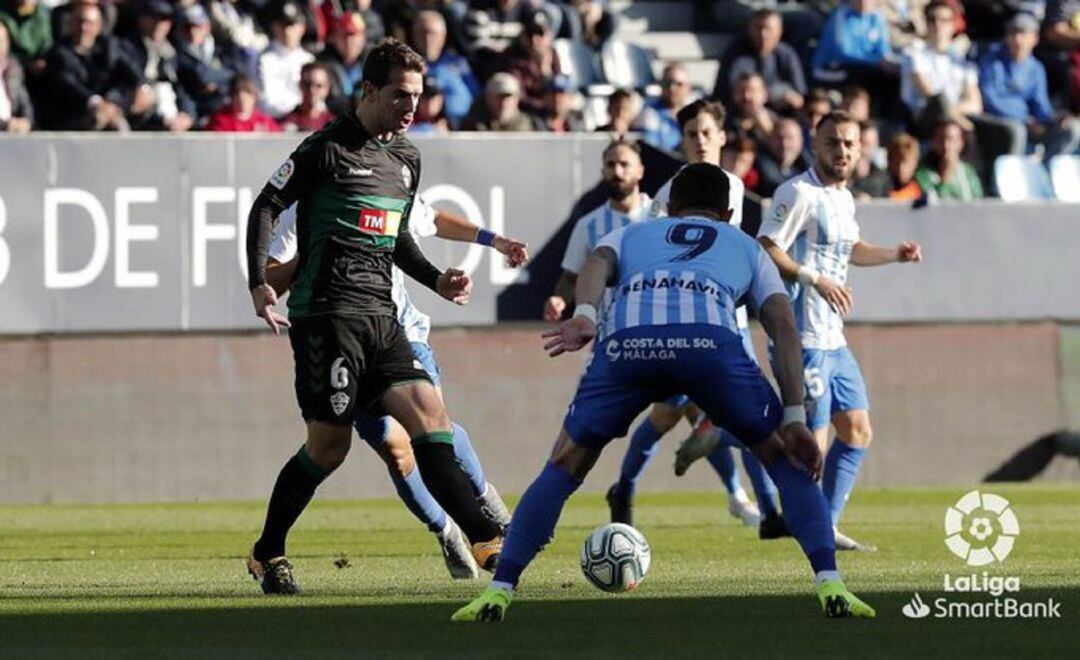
top-left (561, 194), bottom-right (652, 274)
top-left (757, 168), bottom-right (859, 350)
top-left (650, 166), bottom-right (749, 329)
top-left (268, 196), bottom-right (438, 344)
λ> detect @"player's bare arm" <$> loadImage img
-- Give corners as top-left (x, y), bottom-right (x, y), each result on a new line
top-left (432, 209), bottom-right (529, 267)
top-left (850, 240), bottom-right (923, 267)
top-left (759, 236), bottom-right (854, 316)
top-left (542, 247), bottom-right (615, 357)
top-left (544, 271), bottom-right (577, 322)
top-left (246, 193), bottom-right (291, 334)
top-left (757, 292), bottom-right (822, 480)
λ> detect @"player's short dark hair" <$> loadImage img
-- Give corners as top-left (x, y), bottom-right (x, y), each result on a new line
top-left (677, 99), bottom-right (726, 131)
top-left (669, 163), bottom-right (731, 217)
top-left (751, 8), bottom-right (780, 22)
top-left (301, 61), bottom-right (332, 80)
top-left (603, 136), bottom-right (641, 159)
top-left (362, 37), bottom-right (426, 88)
top-left (816, 109), bottom-right (857, 133)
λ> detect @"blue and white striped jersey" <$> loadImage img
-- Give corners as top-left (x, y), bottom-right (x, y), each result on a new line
top-left (269, 197), bottom-right (438, 344)
top-left (757, 168), bottom-right (859, 350)
top-left (595, 215), bottom-right (786, 341)
top-left (561, 195), bottom-right (652, 274)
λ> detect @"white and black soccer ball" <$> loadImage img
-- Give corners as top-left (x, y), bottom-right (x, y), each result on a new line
top-left (580, 523), bottom-right (651, 593)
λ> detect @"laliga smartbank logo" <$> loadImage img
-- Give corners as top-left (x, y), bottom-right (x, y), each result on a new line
top-left (901, 490), bottom-right (1061, 620)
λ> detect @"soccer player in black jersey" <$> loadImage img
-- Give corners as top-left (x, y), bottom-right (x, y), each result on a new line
top-left (244, 38), bottom-right (503, 594)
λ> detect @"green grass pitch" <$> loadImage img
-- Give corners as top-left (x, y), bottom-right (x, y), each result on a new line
top-left (1, 486), bottom-right (1077, 659)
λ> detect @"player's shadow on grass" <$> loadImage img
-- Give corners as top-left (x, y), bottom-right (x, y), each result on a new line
top-left (2, 589), bottom-right (1075, 660)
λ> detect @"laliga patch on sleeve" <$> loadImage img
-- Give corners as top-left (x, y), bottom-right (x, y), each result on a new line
top-left (269, 159), bottom-right (295, 190)
top-left (773, 203), bottom-right (789, 220)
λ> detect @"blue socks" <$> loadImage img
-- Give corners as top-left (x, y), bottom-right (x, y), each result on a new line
top-left (740, 447), bottom-right (780, 516)
top-left (706, 445), bottom-right (742, 494)
top-left (390, 466), bottom-right (448, 533)
top-left (766, 457), bottom-right (836, 573)
top-left (822, 441), bottom-right (867, 525)
top-left (612, 419), bottom-right (663, 498)
top-left (451, 422), bottom-right (487, 498)
top-left (494, 462), bottom-right (581, 588)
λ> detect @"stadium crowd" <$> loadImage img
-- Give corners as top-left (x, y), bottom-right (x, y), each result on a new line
top-left (2, 0), bottom-right (1079, 199)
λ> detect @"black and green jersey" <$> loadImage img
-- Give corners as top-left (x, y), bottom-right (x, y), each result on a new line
top-left (261, 112), bottom-right (422, 318)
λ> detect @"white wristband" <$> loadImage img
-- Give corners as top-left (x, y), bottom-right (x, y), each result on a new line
top-left (796, 265), bottom-right (821, 286)
top-left (782, 405), bottom-right (807, 426)
top-left (573, 303), bottom-right (598, 324)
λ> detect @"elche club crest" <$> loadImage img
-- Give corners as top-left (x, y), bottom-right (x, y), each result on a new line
top-left (402, 165), bottom-right (412, 190)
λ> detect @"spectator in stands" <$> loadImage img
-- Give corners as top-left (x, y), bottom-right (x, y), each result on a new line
top-left (595, 87), bottom-right (635, 133)
top-left (207, 0), bottom-right (267, 77)
top-left (720, 135), bottom-right (760, 191)
top-left (812, 0), bottom-right (897, 86)
top-left (319, 11), bottom-right (367, 115)
top-left (851, 121), bottom-right (891, 198)
top-left (980, 13), bottom-right (1080, 158)
top-left (0, 0), bottom-right (52, 71)
top-left (545, 72), bottom-right (585, 132)
top-left (258, 1), bottom-right (313, 118)
top-left (462, 0), bottom-right (559, 78)
top-left (412, 9), bottom-right (478, 127)
top-left (41, 2), bottom-right (146, 130)
top-left (755, 115), bottom-right (811, 197)
top-left (563, 0), bottom-right (617, 48)
top-left (176, 3), bottom-right (241, 122)
top-left (714, 8), bottom-right (806, 113)
top-left (497, 8), bottom-right (562, 118)
top-left (886, 131), bottom-right (924, 201)
top-left (352, 0), bottom-right (386, 46)
top-left (1044, 0), bottom-right (1080, 112)
top-left (882, 0), bottom-right (929, 52)
top-left (409, 74), bottom-right (450, 135)
top-left (280, 61), bottom-right (334, 132)
top-left (916, 118), bottom-right (984, 200)
top-left (902, 1), bottom-right (1021, 181)
top-left (840, 84), bottom-right (871, 122)
top-left (0, 17), bottom-right (32, 132)
top-left (121, 0), bottom-right (195, 132)
top-left (801, 87), bottom-right (832, 140)
top-left (633, 62), bottom-right (692, 151)
top-left (726, 71), bottom-right (776, 144)
top-left (206, 72), bottom-right (281, 132)
top-left (461, 70), bottom-right (540, 131)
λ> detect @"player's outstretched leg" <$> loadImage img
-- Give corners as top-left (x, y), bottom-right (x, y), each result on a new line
top-left (383, 383), bottom-right (504, 571)
top-left (355, 414), bottom-right (478, 579)
top-left (706, 444), bottom-right (760, 526)
top-left (762, 451), bottom-right (875, 618)
top-left (452, 422), bottom-right (512, 530)
top-left (739, 446), bottom-right (789, 539)
top-left (248, 423), bottom-right (347, 595)
top-left (823, 409), bottom-right (876, 551)
top-left (454, 430), bottom-right (592, 623)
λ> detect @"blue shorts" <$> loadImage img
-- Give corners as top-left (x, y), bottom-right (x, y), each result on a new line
top-left (353, 340), bottom-right (441, 444)
top-left (564, 325), bottom-right (781, 449)
top-left (660, 327), bottom-right (757, 410)
top-left (800, 346), bottom-right (870, 430)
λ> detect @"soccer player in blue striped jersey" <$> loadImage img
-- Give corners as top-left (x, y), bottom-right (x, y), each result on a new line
top-left (452, 163), bottom-right (875, 622)
top-left (606, 100), bottom-right (784, 537)
top-left (758, 110), bottom-right (923, 551)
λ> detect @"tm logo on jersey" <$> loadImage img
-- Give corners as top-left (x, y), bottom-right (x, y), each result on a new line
top-left (357, 209), bottom-right (403, 237)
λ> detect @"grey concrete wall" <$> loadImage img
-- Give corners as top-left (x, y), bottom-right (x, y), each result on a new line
top-left (0, 324), bottom-right (1076, 504)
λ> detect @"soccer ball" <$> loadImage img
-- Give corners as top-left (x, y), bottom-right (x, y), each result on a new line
top-left (580, 523), bottom-right (651, 592)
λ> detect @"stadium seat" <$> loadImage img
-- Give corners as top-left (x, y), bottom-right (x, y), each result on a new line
top-left (600, 39), bottom-right (658, 93)
top-left (1048, 155), bottom-right (1080, 203)
top-left (554, 38), bottom-right (614, 97)
top-left (993, 155), bottom-right (1054, 202)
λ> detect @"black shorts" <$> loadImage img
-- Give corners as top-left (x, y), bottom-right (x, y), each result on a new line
top-left (289, 314), bottom-right (432, 424)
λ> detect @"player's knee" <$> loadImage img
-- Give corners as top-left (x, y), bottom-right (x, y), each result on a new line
top-left (842, 420), bottom-right (873, 448)
top-left (648, 404), bottom-right (681, 432)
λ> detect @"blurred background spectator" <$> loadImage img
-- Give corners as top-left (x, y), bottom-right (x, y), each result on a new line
top-left (461, 70), bottom-right (539, 130)
top-left (496, 8), bottom-right (561, 118)
top-left (0, 17), bottom-right (33, 132)
top-left (850, 120), bottom-right (891, 198)
top-left (208, 0), bottom-right (268, 77)
top-left (916, 118), bottom-right (985, 200)
top-left (176, 3), bottom-right (241, 123)
top-left (595, 87), bottom-right (636, 133)
top-left (412, 9), bottom-right (478, 127)
top-left (41, 2), bottom-right (145, 130)
top-left (812, 0), bottom-right (898, 88)
top-left (755, 115), bottom-right (811, 197)
top-left (727, 71), bottom-right (776, 144)
top-left (840, 84), bottom-right (872, 122)
top-left (633, 62), bottom-right (692, 151)
top-left (207, 72), bottom-right (281, 132)
top-left (258, 0), bottom-right (313, 118)
top-left (409, 74), bottom-right (450, 135)
top-left (544, 72), bottom-right (584, 131)
top-left (720, 134), bottom-right (759, 191)
top-left (281, 60), bottom-right (333, 132)
top-left (0, 0), bottom-right (52, 73)
top-left (319, 10), bottom-right (368, 115)
top-left (715, 8), bottom-right (806, 113)
top-left (886, 131), bottom-right (924, 201)
top-left (121, 0), bottom-right (194, 132)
